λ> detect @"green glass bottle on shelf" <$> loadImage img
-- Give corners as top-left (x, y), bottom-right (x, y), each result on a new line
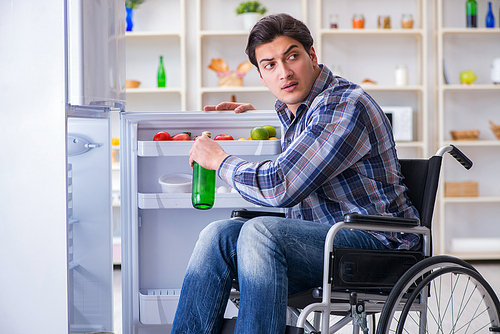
top-left (466, 0), bottom-right (477, 28)
top-left (192, 131), bottom-right (216, 210)
top-left (157, 55), bottom-right (166, 87)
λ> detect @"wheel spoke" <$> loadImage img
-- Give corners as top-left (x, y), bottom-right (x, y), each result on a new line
top-left (377, 261), bottom-right (500, 334)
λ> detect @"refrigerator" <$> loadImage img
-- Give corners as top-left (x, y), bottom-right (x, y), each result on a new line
top-left (120, 111), bottom-right (283, 333)
top-left (1, 1), bottom-right (283, 333)
top-left (1, 0), bottom-right (124, 333)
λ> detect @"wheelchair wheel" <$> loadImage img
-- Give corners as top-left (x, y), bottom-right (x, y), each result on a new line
top-left (377, 256), bottom-right (500, 334)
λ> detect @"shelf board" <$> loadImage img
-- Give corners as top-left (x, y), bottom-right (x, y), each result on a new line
top-left (441, 84), bottom-right (500, 91)
top-left (443, 196), bottom-right (500, 203)
top-left (138, 139), bottom-right (281, 157)
top-left (395, 141), bottom-right (426, 148)
top-left (200, 86), bottom-right (270, 93)
top-left (200, 30), bottom-right (249, 37)
top-left (125, 31), bottom-right (182, 38)
top-left (441, 27), bottom-right (500, 34)
top-left (443, 251), bottom-right (500, 261)
top-left (440, 140), bottom-right (500, 147)
top-left (138, 192), bottom-right (255, 209)
top-left (361, 84), bottom-right (425, 92)
top-left (126, 87), bottom-right (182, 94)
top-left (320, 28), bottom-right (424, 36)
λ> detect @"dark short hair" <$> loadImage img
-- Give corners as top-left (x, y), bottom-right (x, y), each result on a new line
top-left (245, 13), bottom-right (314, 69)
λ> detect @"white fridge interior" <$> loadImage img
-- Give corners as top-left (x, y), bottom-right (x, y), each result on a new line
top-left (121, 111), bottom-right (283, 334)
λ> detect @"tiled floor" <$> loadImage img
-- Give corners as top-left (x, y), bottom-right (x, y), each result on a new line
top-left (112, 261), bottom-right (500, 334)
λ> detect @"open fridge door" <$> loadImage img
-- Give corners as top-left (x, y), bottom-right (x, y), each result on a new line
top-left (65, 0), bottom-right (125, 331)
top-left (67, 113), bottom-right (114, 333)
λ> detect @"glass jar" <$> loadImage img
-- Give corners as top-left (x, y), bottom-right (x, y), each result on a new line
top-left (352, 14), bottom-right (365, 29)
top-left (401, 14), bottom-right (414, 29)
top-left (377, 16), bottom-right (391, 29)
top-left (329, 14), bottom-right (339, 29)
top-left (395, 65), bottom-right (409, 86)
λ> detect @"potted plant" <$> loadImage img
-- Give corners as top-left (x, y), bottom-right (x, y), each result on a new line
top-left (125, 0), bottom-right (146, 31)
top-left (235, 1), bottom-right (268, 30)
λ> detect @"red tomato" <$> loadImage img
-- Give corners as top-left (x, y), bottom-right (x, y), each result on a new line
top-left (171, 133), bottom-right (191, 141)
top-left (153, 131), bottom-right (171, 141)
top-left (214, 134), bottom-right (234, 140)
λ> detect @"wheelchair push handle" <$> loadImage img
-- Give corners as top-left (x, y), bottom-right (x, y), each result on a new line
top-left (436, 145), bottom-right (473, 170)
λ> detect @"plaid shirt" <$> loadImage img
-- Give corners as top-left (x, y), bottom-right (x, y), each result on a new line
top-left (219, 64), bottom-right (420, 250)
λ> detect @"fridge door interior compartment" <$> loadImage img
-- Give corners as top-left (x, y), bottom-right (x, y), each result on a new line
top-left (139, 289), bottom-right (181, 325)
top-left (139, 289), bottom-right (238, 326)
top-left (138, 140), bottom-right (281, 157)
top-left (67, 116), bottom-right (113, 332)
top-left (132, 110), bottom-right (282, 142)
top-left (138, 192), bottom-right (264, 209)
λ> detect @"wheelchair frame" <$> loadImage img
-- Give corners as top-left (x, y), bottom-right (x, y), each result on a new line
top-left (229, 145), bottom-right (500, 334)
top-left (289, 145), bottom-right (500, 334)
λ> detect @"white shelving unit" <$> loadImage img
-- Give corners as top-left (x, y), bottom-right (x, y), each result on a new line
top-left (435, 0), bottom-right (500, 259)
top-left (314, 0), bottom-right (429, 158)
top-left (125, 0), bottom-right (187, 111)
top-left (195, 0), bottom-right (308, 110)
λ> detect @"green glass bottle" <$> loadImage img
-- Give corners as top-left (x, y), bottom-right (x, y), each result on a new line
top-left (192, 131), bottom-right (216, 210)
top-left (466, 0), bottom-right (477, 28)
top-left (157, 56), bottom-right (166, 87)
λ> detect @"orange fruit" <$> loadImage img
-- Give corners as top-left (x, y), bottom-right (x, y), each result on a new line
top-left (269, 137), bottom-right (278, 140)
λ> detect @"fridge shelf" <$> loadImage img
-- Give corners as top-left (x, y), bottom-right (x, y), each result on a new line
top-left (138, 140), bottom-right (282, 157)
top-left (139, 289), bottom-right (181, 325)
top-left (138, 192), bottom-right (256, 209)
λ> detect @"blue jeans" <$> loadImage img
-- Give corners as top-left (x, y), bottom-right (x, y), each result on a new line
top-left (170, 216), bottom-right (386, 334)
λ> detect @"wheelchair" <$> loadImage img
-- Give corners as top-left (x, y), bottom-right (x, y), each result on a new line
top-left (227, 145), bottom-right (500, 334)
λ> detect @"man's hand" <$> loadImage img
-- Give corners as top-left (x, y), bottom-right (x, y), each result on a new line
top-left (189, 135), bottom-right (230, 170)
top-left (204, 102), bottom-right (256, 114)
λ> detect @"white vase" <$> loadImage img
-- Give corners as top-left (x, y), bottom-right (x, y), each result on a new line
top-left (241, 13), bottom-right (262, 30)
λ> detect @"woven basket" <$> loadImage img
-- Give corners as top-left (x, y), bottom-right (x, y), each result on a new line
top-left (126, 80), bottom-right (141, 88)
top-left (450, 130), bottom-right (480, 141)
top-left (489, 120), bottom-right (500, 140)
top-left (218, 72), bottom-right (243, 87)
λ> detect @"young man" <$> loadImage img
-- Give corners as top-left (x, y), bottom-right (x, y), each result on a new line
top-left (171, 13), bottom-right (419, 334)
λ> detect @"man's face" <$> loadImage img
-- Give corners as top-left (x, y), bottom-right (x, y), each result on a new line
top-left (255, 35), bottom-right (320, 115)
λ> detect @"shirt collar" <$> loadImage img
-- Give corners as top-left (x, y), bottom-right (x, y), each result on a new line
top-left (275, 64), bottom-right (334, 126)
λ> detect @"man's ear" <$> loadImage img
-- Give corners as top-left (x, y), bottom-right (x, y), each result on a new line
top-left (309, 46), bottom-right (318, 66)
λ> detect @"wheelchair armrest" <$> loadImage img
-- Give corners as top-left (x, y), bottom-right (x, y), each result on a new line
top-left (230, 209), bottom-right (286, 220)
top-left (343, 213), bottom-right (419, 227)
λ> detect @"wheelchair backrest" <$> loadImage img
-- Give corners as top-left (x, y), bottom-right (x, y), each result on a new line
top-left (399, 156), bottom-right (442, 230)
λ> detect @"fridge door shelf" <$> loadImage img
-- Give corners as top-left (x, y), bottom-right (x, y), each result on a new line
top-left (138, 192), bottom-right (260, 209)
top-left (139, 289), bottom-right (181, 325)
top-left (138, 140), bottom-right (281, 157)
